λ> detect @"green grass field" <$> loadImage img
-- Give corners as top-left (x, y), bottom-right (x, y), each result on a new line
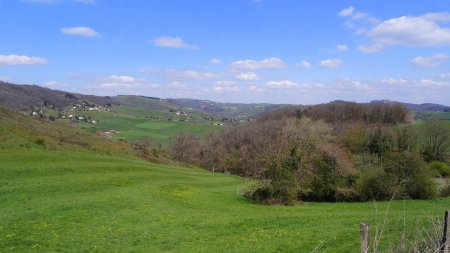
top-left (1, 107), bottom-right (449, 252)
top-left (414, 111), bottom-right (450, 121)
top-left (71, 106), bottom-right (223, 144)
top-left (1, 148), bottom-right (449, 252)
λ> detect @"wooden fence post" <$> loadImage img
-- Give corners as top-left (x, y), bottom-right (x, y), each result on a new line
top-left (360, 222), bottom-right (369, 253)
top-left (442, 210), bottom-right (449, 253)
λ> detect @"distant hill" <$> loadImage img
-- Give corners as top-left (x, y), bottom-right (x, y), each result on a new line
top-left (0, 82), bottom-right (284, 120)
top-left (0, 81), bottom-right (118, 112)
top-left (1, 82), bottom-right (448, 121)
top-left (370, 100), bottom-right (450, 112)
top-left (167, 98), bottom-right (285, 119)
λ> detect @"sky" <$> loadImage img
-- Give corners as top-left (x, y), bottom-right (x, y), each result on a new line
top-left (1, 0), bottom-right (450, 105)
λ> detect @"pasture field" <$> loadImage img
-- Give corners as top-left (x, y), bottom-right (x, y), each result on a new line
top-left (414, 111), bottom-right (450, 122)
top-left (72, 106), bottom-right (223, 143)
top-left (1, 148), bottom-right (449, 253)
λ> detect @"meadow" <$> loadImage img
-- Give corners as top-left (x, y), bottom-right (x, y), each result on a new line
top-left (72, 105), bottom-right (223, 143)
top-left (1, 148), bottom-right (449, 252)
top-left (1, 106), bottom-right (449, 252)
top-left (414, 111), bottom-right (450, 122)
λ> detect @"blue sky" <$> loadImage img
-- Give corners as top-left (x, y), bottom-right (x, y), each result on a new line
top-left (1, 0), bottom-right (450, 104)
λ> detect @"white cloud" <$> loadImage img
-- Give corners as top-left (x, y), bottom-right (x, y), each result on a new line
top-left (99, 82), bottom-right (138, 89)
top-left (319, 59), bottom-right (343, 69)
top-left (152, 36), bottom-right (198, 49)
top-left (43, 81), bottom-right (68, 87)
top-left (438, 72), bottom-right (450, 80)
top-left (350, 80), bottom-right (371, 90)
top-left (339, 6), bottom-right (354, 17)
top-left (0, 54), bottom-right (48, 66)
top-left (336, 44), bottom-right (349, 52)
top-left (415, 79), bottom-right (448, 88)
top-left (210, 58), bottom-right (222, 64)
top-left (97, 75), bottom-right (144, 89)
top-left (0, 76), bottom-right (10, 81)
top-left (345, 11), bottom-right (450, 53)
top-left (340, 6), bottom-right (450, 53)
top-left (107, 75), bottom-right (136, 83)
top-left (248, 85), bottom-right (265, 93)
top-left (230, 57), bottom-right (286, 70)
top-left (381, 78), bottom-right (408, 86)
top-left (235, 72), bottom-right (260, 81)
top-left (61, 26), bottom-right (98, 37)
top-left (165, 70), bottom-right (216, 80)
top-left (213, 81), bottom-right (240, 93)
top-left (411, 53), bottom-right (449, 68)
top-left (297, 60), bottom-right (311, 69)
top-left (266, 80), bottom-right (298, 88)
top-left (368, 14), bottom-right (450, 47)
top-left (168, 81), bottom-right (187, 88)
top-left (357, 43), bottom-right (384, 53)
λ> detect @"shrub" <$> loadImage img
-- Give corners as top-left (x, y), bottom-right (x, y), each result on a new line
top-left (420, 120), bottom-right (450, 162)
top-left (34, 138), bottom-right (45, 146)
top-left (244, 180), bottom-right (298, 206)
top-left (383, 151), bottom-right (437, 199)
top-left (357, 168), bottom-right (398, 201)
top-left (441, 182), bottom-right (450, 197)
top-left (365, 127), bottom-right (394, 164)
top-left (306, 153), bottom-right (341, 201)
top-left (429, 161), bottom-right (450, 177)
top-left (405, 172), bottom-right (438, 199)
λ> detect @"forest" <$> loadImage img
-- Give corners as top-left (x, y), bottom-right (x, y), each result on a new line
top-left (171, 101), bottom-right (450, 205)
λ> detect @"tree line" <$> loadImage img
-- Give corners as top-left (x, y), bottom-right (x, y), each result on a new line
top-left (171, 101), bottom-right (450, 205)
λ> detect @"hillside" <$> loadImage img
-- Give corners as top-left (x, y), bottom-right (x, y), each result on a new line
top-left (0, 82), bottom-right (283, 121)
top-left (0, 106), bottom-right (131, 155)
top-left (0, 106), bottom-right (449, 252)
top-left (167, 98), bottom-right (286, 119)
top-left (370, 99), bottom-right (450, 112)
top-left (0, 81), bottom-right (118, 112)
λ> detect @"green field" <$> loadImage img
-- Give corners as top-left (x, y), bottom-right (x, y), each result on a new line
top-left (1, 147), bottom-right (449, 252)
top-left (69, 105), bottom-right (223, 143)
top-left (414, 111), bottom-right (450, 122)
top-left (1, 107), bottom-right (449, 252)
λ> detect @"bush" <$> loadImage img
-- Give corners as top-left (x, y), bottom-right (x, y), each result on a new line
top-left (429, 161), bottom-right (450, 177)
top-left (405, 172), bottom-right (438, 199)
top-left (244, 180), bottom-right (298, 206)
top-left (441, 182), bottom-right (450, 197)
top-left (420, 120), bottom-right (450, 162)
top-left (383, 151), bottom-right (437, 199)
top-left (306, 153), bottom-right (341, 201)
top-left (34, 138), bottom-right (45, 146)
top-left (357, 168), bottom-right (398, 201)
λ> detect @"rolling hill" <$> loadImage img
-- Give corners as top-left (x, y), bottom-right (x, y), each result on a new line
top-left (0, 82), bottom-right (285, 120)
top-left (0, 106), bottom-right (448, 252)
top-left (370, 99), bottom-right (450, 112)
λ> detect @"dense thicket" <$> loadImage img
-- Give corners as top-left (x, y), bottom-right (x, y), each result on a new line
top-left (305, 101), bottom-right (410, 125)
top-left (171, 102), bottom-right (450, 205)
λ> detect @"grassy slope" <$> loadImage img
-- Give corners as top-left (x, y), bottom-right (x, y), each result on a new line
top-left (1, 108), bottom-right (449, 252)
top-left (1, 150), bottom-right (449, 252)
top-left (72, 104), bottom-right (223, 144)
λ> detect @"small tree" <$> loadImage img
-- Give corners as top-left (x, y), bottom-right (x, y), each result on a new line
top-left (384, 151), bottom-right (437, 199)
top-left (395, 125), bottom-right (418, 151)
top-left (420, 120), bottom-right (450, 162)
top-left (171, 133), bottom-right (199, 164)
top-left (365, 126), bottom-right (394, 164)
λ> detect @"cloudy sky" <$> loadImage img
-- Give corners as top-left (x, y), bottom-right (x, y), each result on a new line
top-left (1, 0), bottom-right (450, 104)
